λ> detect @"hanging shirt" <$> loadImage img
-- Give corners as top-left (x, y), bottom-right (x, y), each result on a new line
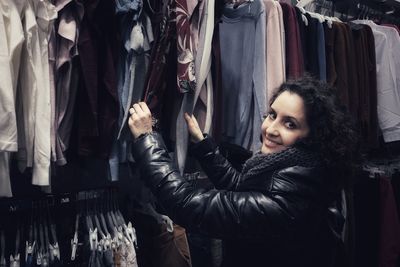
top-left (264, 0), bottom-right (285, 102)
top-left (353, 20), bottom-right (400, 143)
top-left (0, 0), bottom-right (24, 152)
top-left (77, 0), bottom-right (119, 158)
top-left (54, 0), bottom-right (84, 166)
top-left (316, 21), bottom-right (326, 81)
top-left (15, 0), bottom-right (40, 173)
top-left (30, 0), bottom-right (57, 186)
top-left (219, 0), bottom-right (267, 151)
top-left (175, 0), bottom-right (214, 174)
top-left (349, 23), bottom-right (379, 149)
top-left (0, 0), bottom-right (24, 197)
top-left (279, 2), bottom-right (304, 79)
top-left (109, 2), bottom-right (154, 181)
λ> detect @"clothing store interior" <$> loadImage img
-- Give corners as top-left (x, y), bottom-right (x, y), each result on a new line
top-left (1, 0), bottom-right (400, 266)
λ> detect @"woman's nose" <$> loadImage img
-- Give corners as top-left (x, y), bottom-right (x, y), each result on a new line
top-left (266, 121), bottom-right (279, 136)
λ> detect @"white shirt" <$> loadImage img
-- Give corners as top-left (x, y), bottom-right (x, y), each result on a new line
top-left (0, 0), bottom-right (24, 197)
top-left (31, 0), bottom-right (57, 186)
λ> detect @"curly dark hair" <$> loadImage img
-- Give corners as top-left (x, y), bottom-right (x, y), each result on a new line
top-left (270, 76), bottom-right (360, 182)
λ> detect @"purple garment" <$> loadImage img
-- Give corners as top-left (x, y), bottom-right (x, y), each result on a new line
top-left (54, 0), bottom-right (84, 165)
top-left (77, 0), bottom-right (119, 158)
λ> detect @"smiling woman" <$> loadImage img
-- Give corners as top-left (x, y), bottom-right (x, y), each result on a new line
top-left (261, 91), bottom-right (310, 154)
top-left (128, 76), bottom-right (359, 267)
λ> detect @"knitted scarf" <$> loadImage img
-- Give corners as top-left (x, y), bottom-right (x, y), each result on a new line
top-left (241, 146), bottom-right (322, 180)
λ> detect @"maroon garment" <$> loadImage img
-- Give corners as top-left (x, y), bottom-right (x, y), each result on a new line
top-left (350, 23), bottom-right (379, 149)
top-left (378, 176), bottom-right (400, 267)
top-left (340, 23), bottom-right (358, 118)
top-left (144, 0), bottom-right (177, 121)
top-left (325, 22), bottom-right (357, 111)
top-left (280, 2), bottom-right (304, 79)
top-left (77, 0), bottom-right (119, 158)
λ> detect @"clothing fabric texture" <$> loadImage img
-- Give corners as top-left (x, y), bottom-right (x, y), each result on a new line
top-left (325, 22), bottom-right (358, 117)
top-left (15, 0), bottom-right (39, 173)
top-left (143, 0), bottom-right (176, 119)
top-left (12, 0), bottom-right (57, 186)
top-left (279, 2), bottom-right (304, 79)
top-left (120, 242), bottom-right (138, 267)
top-left (53, 0), bottom-right (84, 166)
top-left (109, 2), bottom-right (154, 181)
top-left (349, 23), bottom-right (379, 149)
top-left (219, 1), bottom-right (267, 151)
top-left (0, 0), bottom-right (24, 197)
top-left (31, 0), bottom-right (57, 186)
top-left (264, 0), bottom-right (286, 102)
top-left (352, 20), bottom-right (400, 143)
top-left (132, 133), bottom-right (345, 267)
top-left (77, 0), bottom-right (119, 158)
top-left (175, 0), bottom-right (215, 174)
top-left (316, 21), bottom-right (326, 81)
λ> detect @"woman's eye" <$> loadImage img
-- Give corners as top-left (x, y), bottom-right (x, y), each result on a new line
top-left (285, 121), bottom-right (296, 129)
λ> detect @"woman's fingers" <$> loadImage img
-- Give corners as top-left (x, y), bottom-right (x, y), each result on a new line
top-left (184, 113), bottom-right (204, 142)
top-left (129, 102), bottom-right (153, 138)
top-left (138, 102), bottom-right (151, 115)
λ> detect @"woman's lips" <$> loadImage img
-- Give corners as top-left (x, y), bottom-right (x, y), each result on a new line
top-left (265, 138), bottom-right (281, 148)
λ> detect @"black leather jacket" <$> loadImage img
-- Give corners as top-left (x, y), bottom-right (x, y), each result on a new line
top-left (132, 133), bottom-right (344, 267)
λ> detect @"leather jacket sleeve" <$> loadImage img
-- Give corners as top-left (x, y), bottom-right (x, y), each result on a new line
top-left (132, 132), bottom-right (326, 240)
top-left (190, 136), bottom-right (242, 190)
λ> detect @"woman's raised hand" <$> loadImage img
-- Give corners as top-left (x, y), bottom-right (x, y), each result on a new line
top-left (129, 102), bottom-right (153, 139)
top-left (184, 113), bottom-right (204, 143)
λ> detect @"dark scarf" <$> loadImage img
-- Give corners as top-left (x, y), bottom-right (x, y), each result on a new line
top-left (241, 146), bottom-right (323, 180)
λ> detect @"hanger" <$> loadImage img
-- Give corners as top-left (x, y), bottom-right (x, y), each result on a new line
top-left (10, 223), bottom-right (21, 267)
top-left (99, 194), bottom-right (110, 237)
top-left (45, 199), bottom-right (60, 262)
top-left (296, 0), bottom-right (315, 8)
top-left (97, 194), bottom-right (112, 251)
top-left (296, 5), bottom-right (310, 26)
top-left (70, 215), bottom-right (79, 261)
top-left (71, 194), bottom-right (80, 261)
top-left (92, 194), bottom-right (106, 242)
top-left (39, 201), bottom-right (49, 267)
top-left (25, 208), bottom-right (35, 263)
top-left (85, 192), bottom-right (94, 233)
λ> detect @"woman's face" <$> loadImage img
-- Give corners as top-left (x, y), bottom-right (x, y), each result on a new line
top-left (261, 91), bottom-right (310, 154)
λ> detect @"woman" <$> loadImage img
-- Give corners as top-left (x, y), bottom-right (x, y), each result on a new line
top-left (128, 76), bottom-right (358, 267)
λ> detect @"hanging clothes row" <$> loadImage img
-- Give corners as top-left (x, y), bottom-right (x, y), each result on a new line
top-left (0, 187), bottom-right (193, 267)
top-left (2, 0), bottom-right (400, 197)
top-left (0, 189), bottom-right (139, 267)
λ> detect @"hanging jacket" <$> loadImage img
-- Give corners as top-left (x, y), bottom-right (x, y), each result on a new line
top-left (132, 133), bottom-right (345, 267)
